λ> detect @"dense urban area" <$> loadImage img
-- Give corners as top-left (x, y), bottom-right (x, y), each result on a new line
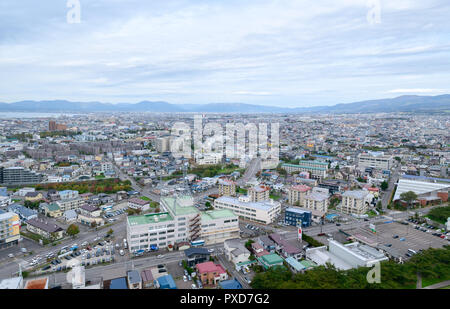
top-left (0, 112), bottom-right (449, 290)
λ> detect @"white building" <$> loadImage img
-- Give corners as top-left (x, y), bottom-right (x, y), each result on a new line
top-left (214, 195), bottom-right (281, 224)
top-left (224, 238), bottom-right (251, 265)
top-left (358, 152), bottom-right (394, 171)
top-left (127, 195), bottom-right (239, 252)
top-left (306, 240), bottom-right (389, 270)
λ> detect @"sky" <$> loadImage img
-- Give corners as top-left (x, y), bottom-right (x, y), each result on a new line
top-left (1, 0), bottom-right (450, 107)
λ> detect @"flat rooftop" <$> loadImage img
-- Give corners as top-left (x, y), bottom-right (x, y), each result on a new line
top-left (128, 212), bottom-right (174, 226)
top-left (201, 209), bottom-right (236, 221)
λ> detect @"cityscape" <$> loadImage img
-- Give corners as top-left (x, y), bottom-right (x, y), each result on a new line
top-left (0, 0), bottom-right (449, 297)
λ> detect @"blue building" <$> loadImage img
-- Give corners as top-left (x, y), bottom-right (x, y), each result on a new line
top-left (157, 274), bottom-right (177, 289)
top-left (219, 278), bottom-right (243, 289)
top-left (284, 207), bottom-right (311, 227)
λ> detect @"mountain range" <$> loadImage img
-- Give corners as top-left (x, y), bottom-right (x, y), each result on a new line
top-left (0, 95), bottom-right (449, 114)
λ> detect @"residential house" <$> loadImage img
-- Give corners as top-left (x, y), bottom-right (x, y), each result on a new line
top-left (196, 261), bottom-right (228, 286)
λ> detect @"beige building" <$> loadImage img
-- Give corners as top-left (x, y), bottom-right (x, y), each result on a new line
top-left (0, 211), bottom-right (20, 249)
top-left (340, 190), bottom-right (372, 215)
top-left (288, 185), bottom-right (312, 206)
top-left (218, 179), bottom-right (236, 197)
top-left (303, 192), bottom-right (329, 212)
top-left (26, 218), bottom-right (64, 240)
top-left (248, 185), bottom-right (270, 202)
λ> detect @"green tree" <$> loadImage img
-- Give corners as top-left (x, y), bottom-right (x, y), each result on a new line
top-left (66, 224), bottom-right (80, 237)
top-left (400, 191), bottom-right (418, 209)
top-left (381, 181), bottom-right (388, 191)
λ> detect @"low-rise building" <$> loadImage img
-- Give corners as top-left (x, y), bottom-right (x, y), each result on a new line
top-left (196, 261), bottom-right (228, 286)
top-left (7, 203), bottom-right (38, 222)
top-left (214, 195), bottom-right (281, 225)
top-left (128, 198), bottom-right (150, 212)
top-left (306, 240), bottom-right (388, 270)
top-left (284, 207), bottom-right (312, 227)
top-left (127, 270), bottom-right (142, 289)
top-left (26, 218), bottom-right (64, 240)
top-left (224, 238), bottom-right (251, 265)
top-left (39, 202), bottom-right (63, 218)
top-left (256, 253), bottom-right (284, 269)
top-left (184, 247), bottom-right (211, 267)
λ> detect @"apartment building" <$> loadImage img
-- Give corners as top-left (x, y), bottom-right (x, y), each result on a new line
top-left (288, 185), bottom-right (311, 206)
top-left (303, 192), bottom-right (329, 212)
top-left (248, 185), bottom-right (270, 202)
top-left (155, 136), bottom-right (171, 153)
top-left (0, 167), bottom-right (43, 185)
top-left (358, 152), bottom-right (394, 171)
top-left (214, 195), bottom-right (281, 224)
top-left (56, 197), bottom-right (85, 212)
top-left (127, 196), bottom-right (239, 252)
top-left (281, 161), bottom-right (328, 179)
top-left (0, 211), bottom-right (20, 249)
top-left (340, 190), bottom-right (372, 215)
top-left (218, 179), bottom-right (236, 197)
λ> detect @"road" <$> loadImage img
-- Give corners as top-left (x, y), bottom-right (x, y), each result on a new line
top-left (381, 165), bottom-right (401, 209)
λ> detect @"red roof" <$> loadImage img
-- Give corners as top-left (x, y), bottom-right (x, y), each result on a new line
top-left (196, 261), bottom-right (226, 275)
top-left (291, 185), bottom-right (312, 192)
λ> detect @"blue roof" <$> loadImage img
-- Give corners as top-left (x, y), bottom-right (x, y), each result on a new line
top-left (109, 277), bottom-right (128, 289)
top-left (157, 274), bottom-right (177, 289)
top-left (7, 203), bottom-right (37, 219)
top-left (285, 257), bottom-right (306, 272)
top-left (219, 279), bottom-right (242, 289)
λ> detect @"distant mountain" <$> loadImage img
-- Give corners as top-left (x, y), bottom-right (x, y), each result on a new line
top-left (0, 95), bottom-right (449, 114)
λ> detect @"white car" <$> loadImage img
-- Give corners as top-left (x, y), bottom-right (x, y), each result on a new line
top-left (183, 276), bottom-right (187, 282)
top-left (208, 249), bottom-right (214, 253)
top-left (8, 253), bottom-right (14, 258)
top-left (119, 250), bottom-right (124, 256)
top-left (157, 254), bottom-right (165, 259)
top-left (191, 284), bottom-right (197, 289)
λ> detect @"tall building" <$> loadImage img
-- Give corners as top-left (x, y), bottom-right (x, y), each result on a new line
top-left (0, 167), bottom-right (43, 185)
top-left (340, 190), bottom-right (372, 215)
top-left (126, 195), bottom-right (239, 252)
top-left (303, 192), bottom-right (329, 212)
top-left (0, 211), bottom-right (21, 249)
top-left (248, 185), bottom-right (270, 202)
top-left (49, 121), bottom-right (67, 131)
top-left (288, 185), bottom-right (311, 206)
top-left (155, 136), bottom-right (171, 153)
top-left (218, 179), bottom-right (236, 197)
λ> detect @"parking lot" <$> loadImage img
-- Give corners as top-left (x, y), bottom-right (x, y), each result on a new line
top-left (30, 238), bottom-right (127, 275)
top-left (348, 221), bottom-right (449, 258)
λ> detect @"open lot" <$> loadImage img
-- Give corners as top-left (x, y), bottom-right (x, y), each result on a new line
top-left (347, 221), bottom-right (449, 258)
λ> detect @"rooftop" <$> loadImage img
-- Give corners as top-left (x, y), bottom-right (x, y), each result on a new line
top-left (201, 209), bottom-right (236, 221)
top-left (128, 212), bottom-right (174, 226)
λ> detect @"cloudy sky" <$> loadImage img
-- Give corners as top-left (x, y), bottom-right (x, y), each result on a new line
top-left (1, 0), bottom-right (450, 107)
